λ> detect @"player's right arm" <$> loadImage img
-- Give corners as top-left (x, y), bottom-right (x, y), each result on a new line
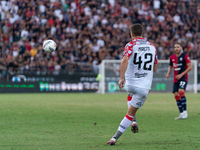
top-left (166, 57), bottom-right (173, 78)
top-left (118, 55), bottom-right (129, 91)
top-left (118, 41), bottom-right (134, 91)
top-left (165, 65), bottom-right (173, 78)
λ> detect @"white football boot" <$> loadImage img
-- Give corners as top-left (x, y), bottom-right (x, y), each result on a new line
top-left (182, 111), bottom-right (188, 119)
top-left (174, 113), bottom-right (183, 120)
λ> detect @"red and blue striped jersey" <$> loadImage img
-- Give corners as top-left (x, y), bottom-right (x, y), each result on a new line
top-left (169, 53), bottom-right (191, 83)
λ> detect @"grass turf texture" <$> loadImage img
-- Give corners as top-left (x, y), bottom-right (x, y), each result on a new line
top-left (0, 93), bottom-right (200, 150)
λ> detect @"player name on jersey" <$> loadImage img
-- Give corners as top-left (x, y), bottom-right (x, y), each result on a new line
top-left (138, 47), bottom-right (150, 51)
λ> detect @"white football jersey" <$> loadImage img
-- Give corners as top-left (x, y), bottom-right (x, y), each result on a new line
top-left (123, 38), bottom-right (158, 90)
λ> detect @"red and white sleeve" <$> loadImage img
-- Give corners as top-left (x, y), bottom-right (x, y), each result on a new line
top-left (123, 42), bottom-right (134, 58)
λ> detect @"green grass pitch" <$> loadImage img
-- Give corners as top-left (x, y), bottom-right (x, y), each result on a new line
top-left (0, 93), bottom-right (200, 150)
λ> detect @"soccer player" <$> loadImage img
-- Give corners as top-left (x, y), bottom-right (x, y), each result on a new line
top-left (165, 43), bottom-right (192, 120)
top-left (107, 24), bottom-right (158, 145)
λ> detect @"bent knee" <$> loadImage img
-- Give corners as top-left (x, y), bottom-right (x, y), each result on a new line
top-left (175, 95), bottom-right (181, 101)
top-left (179, 90), bottom-right (185, 97)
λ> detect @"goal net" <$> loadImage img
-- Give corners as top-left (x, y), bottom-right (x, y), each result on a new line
top-left (99, 60), bottom-right (198, 94)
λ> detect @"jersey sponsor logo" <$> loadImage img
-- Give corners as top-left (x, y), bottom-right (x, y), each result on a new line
top-left (138, 47), bottom-right (150, 51)
top-left (173, 63), bottom-right (182, 67)
top-left (135, 73), bottom-right (148, 78)
top-left (175, 68), bottom-right (181, 71)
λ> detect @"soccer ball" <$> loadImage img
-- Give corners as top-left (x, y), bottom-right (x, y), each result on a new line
top-left (43, 40), bottom-right (57, 53)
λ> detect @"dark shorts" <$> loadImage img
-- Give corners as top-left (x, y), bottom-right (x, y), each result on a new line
top-left (173, 80), bottom-right (188, 93)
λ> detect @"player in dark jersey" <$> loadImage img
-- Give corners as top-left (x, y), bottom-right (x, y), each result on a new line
top-left (165, 43), bottom-right (192, 120)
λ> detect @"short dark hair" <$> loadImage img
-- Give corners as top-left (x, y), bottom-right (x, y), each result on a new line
top-left (130, 24), bottom-right (143, 36)
top-left (176, 43), bottom-right (183, 48)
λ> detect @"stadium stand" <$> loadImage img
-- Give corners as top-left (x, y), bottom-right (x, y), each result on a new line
top-left (0, 0), bottom-right (200, 79)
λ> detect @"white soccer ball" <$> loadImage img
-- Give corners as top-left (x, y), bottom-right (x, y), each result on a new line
top-left (43, 40), bottom-right (57, 53)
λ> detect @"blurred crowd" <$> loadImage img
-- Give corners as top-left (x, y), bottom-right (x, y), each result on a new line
top-left (0, 0), bottom-right (200, 77)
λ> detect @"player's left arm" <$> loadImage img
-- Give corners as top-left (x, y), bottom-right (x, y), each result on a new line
top-left (118, 55), bottom-right (128, 91)
top-left (153, 64), bottom-right (157, 72)
top-left (153, 49), bottom-right (158, 72)
top-left (175, 63), bottom-right (192, 80)
top-left (175, 55), bottom-right (192, 80)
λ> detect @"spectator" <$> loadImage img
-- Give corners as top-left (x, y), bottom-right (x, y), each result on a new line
top-left (97, 37), bottom-right (105, 48)
top-left (173, 13), bottom-right (181, 23)
top-left (39, 2), bottom-right (46, 14)
top-left (91, 39), bottom-right (100, 53)
top-left (21, 27), bottom-right (29, 41)
top-left (12, 74), bottom-right (21, 82)
top-left (0, 0), bottom-right (199, 77)
top-left (30, 46), bottom-right (38, 57)
top-left (153, 0), bottom-right (160, 9)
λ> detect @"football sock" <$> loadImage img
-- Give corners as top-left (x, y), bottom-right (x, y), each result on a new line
top-left (133, 115), bottom-right (137, 122)
top-left (181, 97), bottom-right (186, 111)
top-left (177, 101), bottom-right (183, 113)
top-left (112, 130), bottom-right (122, 140)
top-left (113, 115), bottom-right (133, 140)
top-left (175, 95), bottom-right (183, 113)
top-left (179, 91), bottom-right (187, 111)
top-left (118, 115), bottom-right (133, 133)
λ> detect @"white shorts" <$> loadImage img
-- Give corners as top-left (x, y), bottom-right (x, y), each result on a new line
top-left (125, 85), bottom-right (149, 108)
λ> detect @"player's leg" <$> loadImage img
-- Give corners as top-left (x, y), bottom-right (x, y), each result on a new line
top-left (107, 103), bottom-right (139, 145)
top-left (127, 94), bottom-right (139, 133)
top-left (173, 82), bottom-right (183, 119)
top-left (178, 81), bottom-right (188, 119)
top-left (127, 94), bottom-right (137, 123)
top-left (107, 86), bottom-right (148, 145)
top-left (178, 89), bottom-right (188, 119)
top-left (174, 92), bottom-right (184, 119)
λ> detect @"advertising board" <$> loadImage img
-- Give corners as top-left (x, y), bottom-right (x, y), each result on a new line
top-left (0, 72), bottom-right (98, 93)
